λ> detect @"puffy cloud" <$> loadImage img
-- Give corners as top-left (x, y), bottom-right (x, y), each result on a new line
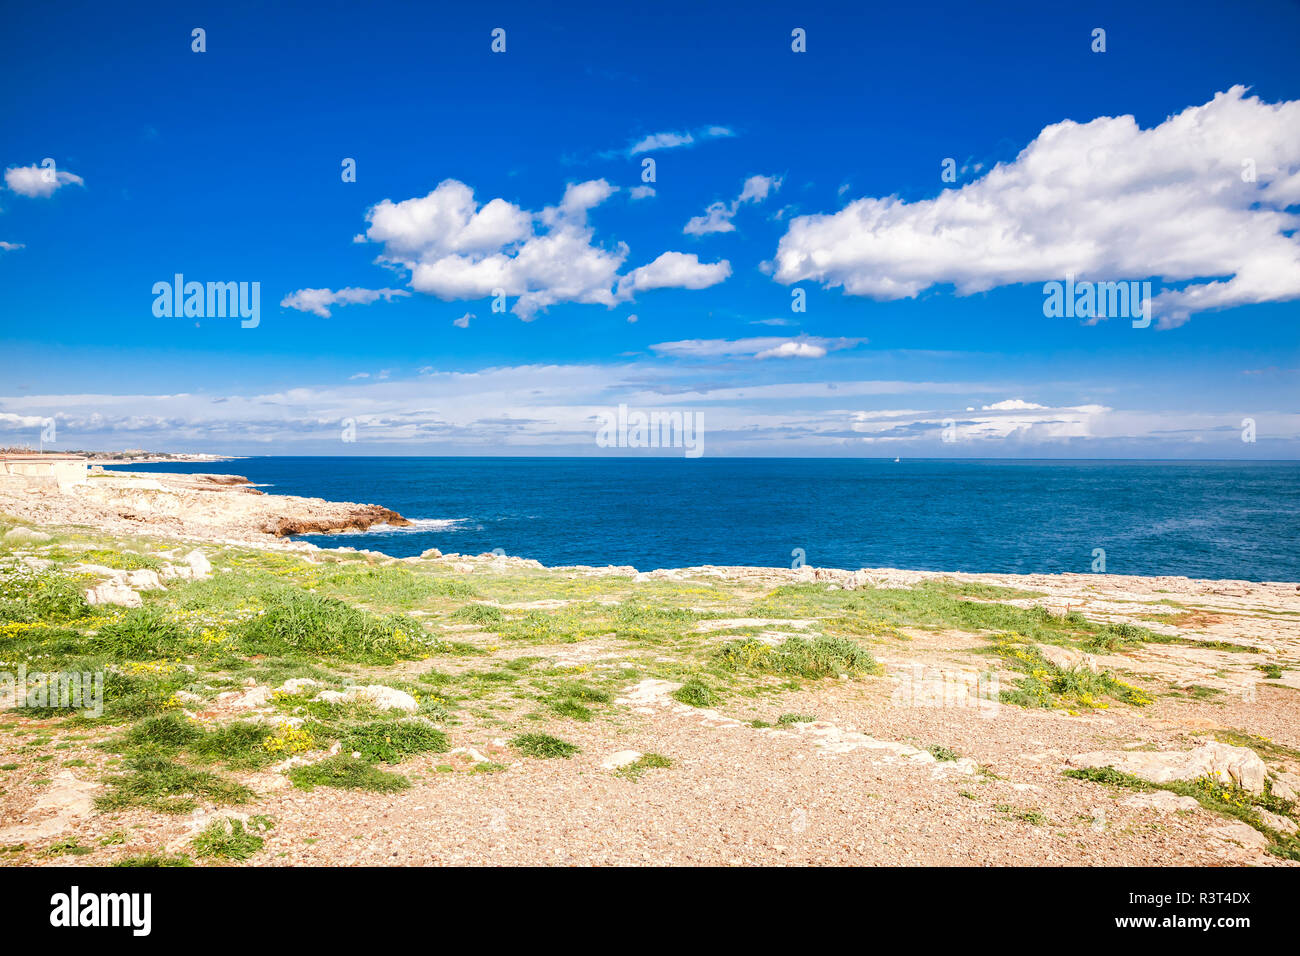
top-left (650, 335), bottom-right (863, 359)
top-left (683, 202), bottom-right (736, 236)
top-left (620, 251), bottom-right (731, 293)
top-left (737, 174), bottom-right (781, 204)
top-left (773, 87), bottom-right (1300, 327)
top-left (629, 185), bottom-right (656, 200)
top-left (364, 180), bottom-right (532, 260)
top-left (280, 287), bottom-right (410, 318)
top-left (452, 312), bottom-right (474, 328)
top-left (0, 241), bottom-right (24, 252)
top-left (4, 163), bottom-right (84, 198)
top-left (685, 174), bottom-right (782, 235)
top-left (550, 179), bottom-right (617, 223)
top-left (357, 179), bottom-right (729, 319)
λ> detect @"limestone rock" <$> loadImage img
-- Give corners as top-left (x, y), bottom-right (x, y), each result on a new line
top-left (1208, 821), bottom-right (1269, 850)
top-left (85, 581), bottom-right (143, 608)
top-left (1038, 644), bottom-right (1101, 673)
top-left (0, 771), bottom-right (99, 843)
top-left (125, 568), bottom-right (166, 591)
top-left (843, 570), bottom-right (875, 590)
top-left (315, 684), bottom-right (418, 713)
top-left (601, 750), bottom-right (643, 770)
top-left (1257, 810), bottom-right (1298, 835)
top-left (1270, 771), bottom-right (1300, 801)
top-left (1067, 742), bottom-right (1268, 794)
top-left (185, 549), bottom-right (213, 578)
top-left (214, 684), bottom-right (272, 710)
top-left (277, 677), bottom-right (323, 695)
top-left (1120, 791), bottom-right (1200, 812)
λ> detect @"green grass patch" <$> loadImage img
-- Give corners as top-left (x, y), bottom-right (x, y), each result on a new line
top-left (451, 604), bottom-right (505, 627)
top-left (76, 549), bottom-right (163, 571)
top-left (111, 712), bottom-right (276, 770)
top-left (41, 838), bottom-right (93, 857)
top-left (241, 590), bottom-right (431, 663)
top-left (340, 719), bottom-right (449, 763)
top-left (511, 732), bottom-right (579, 758)
top-left (991, 639), bottom-right (1152, 709)
top-left (191, 816), bottom-right (270, 862)
top-left (96, 753), bottom-right (254, 813)
top-left (287, 754), bottom-right (410, 792)
top-left (0, 566), bottom-right (91, 624)
top-left (90, 609), bottom-right (190, 660)
top-left (113, 853), bottom-right (193, 867)
top-left (672, 678), bottom-right (719, 707)
top-left (615, 753), bottom-right (672, 781)
top-left (1064, 766), bottom-right (1300, 859)
top-left (715, 635), bottom-right (878, 680)
top-left (776, 712), bottom-right (816, 725)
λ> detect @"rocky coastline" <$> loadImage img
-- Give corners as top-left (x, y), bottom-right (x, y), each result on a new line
top-left (0, 468), bottom-right (411, 544)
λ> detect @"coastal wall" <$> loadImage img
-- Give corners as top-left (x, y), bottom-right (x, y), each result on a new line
top-left (0, 455), bottom-right (88, 491)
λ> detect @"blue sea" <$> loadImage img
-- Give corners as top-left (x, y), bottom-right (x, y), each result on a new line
top-left (113, 458), bottom-right (1300, 582)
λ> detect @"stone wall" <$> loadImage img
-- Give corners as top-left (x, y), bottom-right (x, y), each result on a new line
top-left (0, 457), bottom-right (88, 491)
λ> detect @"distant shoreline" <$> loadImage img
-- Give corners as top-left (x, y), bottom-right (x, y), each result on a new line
top-left (93, 454), bottom-right (244, 464)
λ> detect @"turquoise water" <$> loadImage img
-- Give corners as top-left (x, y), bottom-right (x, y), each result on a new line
top-left (118, 458), bottom-right (1300, 581)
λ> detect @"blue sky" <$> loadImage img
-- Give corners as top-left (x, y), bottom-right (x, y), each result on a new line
top-left (1, 0), bottom-right (1298, 456)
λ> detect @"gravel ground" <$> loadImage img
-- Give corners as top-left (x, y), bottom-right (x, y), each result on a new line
top-left (2, 533), bottom-right (1298, 867)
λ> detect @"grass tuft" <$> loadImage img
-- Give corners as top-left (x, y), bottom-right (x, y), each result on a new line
top-left (241, 590), bottom-right (429, 663)
top-left (191, 816), bottom-right (270, 861)
top-left (341, 719), bottom-right (449, 763)
top-left (287, 754), bottom-right (410, 792)
top-left (672, 679), bottom-right (718, 707)
top-left (511, 732), bottom-right (579, 759)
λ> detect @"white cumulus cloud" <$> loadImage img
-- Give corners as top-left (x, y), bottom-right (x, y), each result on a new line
top-left (620, 251), bottom-right (731, 293)
top-left (773, 87), bottom-right (1300, 327)
top-left (684, 174), bottom-right (783, 235)
top-left (4, 163), bottom-right (84, 198)
top-left (356, 179), bottom-right (730, 319)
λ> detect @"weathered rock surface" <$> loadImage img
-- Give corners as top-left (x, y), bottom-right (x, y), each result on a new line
top-left (1067, 742), bottom-right (1268, 794)
top-left (277, 678), bottom-right (323, 695)
top-left (186, 549), bottom-right (213, 577)
top-left (0, 771), bottom-right (99, 843)
top-left (1038, 643), bottom-right (1101, 673)
top-left (601, 750), bottom-right (643, 770)
top-left (0, 468), bottom-right (412, 543)
top-left (1271, 771), bottom-right (1300, 801)
top-left (315, 684), bottom-right (418, 713)
top-left (1120, 791), bottom-right (1200, 812)
top-left (85, 580), bottom-right (143, 608)
top-left (1208, 821), bottom-right (1270, 849)
top-left (1258, 810), bottom-right (1298, 835)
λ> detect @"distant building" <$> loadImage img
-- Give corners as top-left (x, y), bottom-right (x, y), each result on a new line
top-left (0, 453), bottom-right (88, 490)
